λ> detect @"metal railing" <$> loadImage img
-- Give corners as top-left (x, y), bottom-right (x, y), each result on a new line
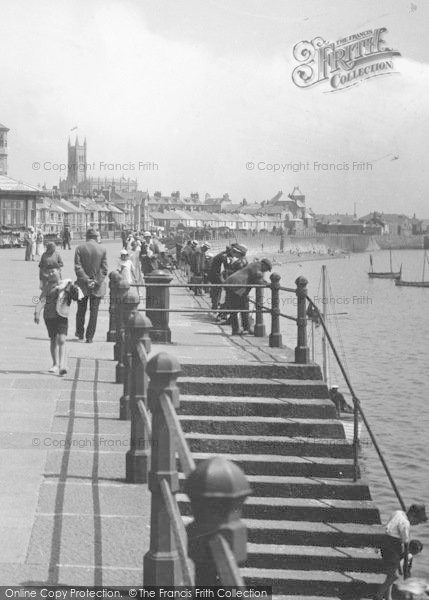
top-left (305, 297), bottom-right (406, 507)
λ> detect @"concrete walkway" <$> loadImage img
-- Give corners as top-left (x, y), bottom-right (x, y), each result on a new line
top-left (0, 243), bottom-right (294, 586)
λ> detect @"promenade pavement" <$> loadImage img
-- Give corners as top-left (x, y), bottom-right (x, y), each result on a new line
top-left (0, 242), bottom-right (293, 587)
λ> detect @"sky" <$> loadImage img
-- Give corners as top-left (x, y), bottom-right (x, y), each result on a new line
top-left (1, 0), bottom-right (429, 216)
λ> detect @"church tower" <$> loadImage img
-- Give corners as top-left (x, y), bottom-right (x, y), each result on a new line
top-left (0, 123), bottom-right (10, 176)
top-left (67, 136), bottom-right (87, 190)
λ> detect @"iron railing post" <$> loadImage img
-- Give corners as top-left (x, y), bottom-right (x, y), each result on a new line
top-left (115, 279), bottom-right (131, 382)
top-left (119, 287), bottom-right (140, 420)
top-left (254, 276), bottom-right (266, 338)
top-left (143, 352), bottom-right (182, 585)
top-left (353, 395), bottom-right (360, 482)
top-left (126, 312), bottom-right (152, 483)
top-left (145, 271), bottom-right (173, 343)
top-left (107, 271), bottom-right (121, 342)
top-left (269, 273), bottom-right (282, 347)
top-left (186, 456), bottom-right (251, 585)
top-left (295, 276), bottom-right (309, 364)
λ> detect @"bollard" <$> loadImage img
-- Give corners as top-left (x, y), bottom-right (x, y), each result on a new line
top-left (295, 276), bottom-right (310, 364)
top-left (126, 311), bottom-right (152, 483)
top-left (269, 272), bottom-right (282, 348)
top-left (185, 456), bottom-right (251, 585)
top-left (114, 278), bottom-right (130, 363)
top-left (254, 272), bottom-right (266, 338)
top-left (145, 270), bottom-right (172, 343)
top-left (115, 281), bottom-right (139, 385)
top-left (107, 271), bottom-right (121, 342)
top-left (143, 352), bottom-right (182, 585)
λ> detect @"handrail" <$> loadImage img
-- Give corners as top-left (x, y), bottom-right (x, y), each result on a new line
top-left (208, 534), bottom-right (245, 586)
top-left (306, 296), bottom-right (406, 510)
top-left (159, 479), bottom-right (195, 585)
top-left (160, 392), bottom-right (196, 477)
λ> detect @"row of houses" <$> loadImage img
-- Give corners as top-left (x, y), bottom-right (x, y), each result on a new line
top-left (315, 212), bottom-right (429, 236)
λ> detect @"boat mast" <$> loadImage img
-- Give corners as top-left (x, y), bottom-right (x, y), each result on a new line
top-left (423, 250), bottom-right (427, 282)
top-left (389, 247), bottom-right (393, 272)
top-left (322, 265), bottom-right (328, 385)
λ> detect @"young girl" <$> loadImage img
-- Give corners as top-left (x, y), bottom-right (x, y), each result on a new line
top-left (117, 249), bottom-right (136, 284)
top-left (34, 269), bottom-right (80, 375)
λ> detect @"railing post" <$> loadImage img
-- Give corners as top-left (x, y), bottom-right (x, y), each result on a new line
top-left (126, 312), bottom-right (152, 483)
top-left (353, 396), bottom-right (360, 482)
top-left (119, 286), bottom-right (140, 419)
top-left (115, 280), bottom-right (136, 385)
top-left (145, 270), bottom-right (173, 343)
top-left (114, 279), bottom-right (129, 363)
top-left (254, 273), bottom-right (266, 337)
top-left (107, 271), bottom-right (121, 342)
top-left (269, 272), bottom-right (282, 347)
top-left (295, 276), bottom-right (310, 364)
top-left (143, 352), bottom-right (182, 585)
top-left (186, 456), bottom-right (251, 584)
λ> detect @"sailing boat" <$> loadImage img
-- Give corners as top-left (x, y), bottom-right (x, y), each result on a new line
top-left (395, 249), bottom-right (429, 287)
top-left (368, 248), bottom-right (402, 280)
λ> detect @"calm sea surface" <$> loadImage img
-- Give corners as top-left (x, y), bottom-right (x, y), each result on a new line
top-left (274, 249), bottom-right (429, 577)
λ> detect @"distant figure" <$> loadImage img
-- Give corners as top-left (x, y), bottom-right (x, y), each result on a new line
top-left (34, 268), bottom-right (79, 376)
top-left (62, 226), bottom-right (72, 250)
top-left (329, 385), bottom-right (353, 416)
top-left (140, 231), bottom-right (160, 276)
top-left (74, 228), bottom-right (108, 343)
top-left (376, 505), bottom-right (427, 600)
top-left (24, 226), bottom-right (36, 261)
top-left (39, 242), bottom-right (64, 291)
top-left (35, 229), bottom-right (44, 257)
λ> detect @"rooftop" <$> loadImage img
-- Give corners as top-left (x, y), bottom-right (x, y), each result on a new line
top-left (0, 175), bottom-right (39, 192)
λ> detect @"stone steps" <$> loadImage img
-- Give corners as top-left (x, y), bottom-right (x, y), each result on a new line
top-left (181, 363), bottom-right (323, 380)
top-left (245, 544), bottom-right (383, 573)
top-left (177, 495), bottom-right (380, 524)
top-left (185, 432), bottom-right (353, 458)
top-left (178, 377), bottom-right (329, 399)
top-left (190, 452), bottom-right (357, 478)
top-left (177, 362), bottom-right (383, 597)
top-left (179, 415), bottom-right (345, 438)
top-left (241, 567), bottom-right (384, 596)
top-left (178, 395), bottom-right (337, 419)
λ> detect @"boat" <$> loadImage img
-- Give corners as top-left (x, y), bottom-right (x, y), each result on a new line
top-left (368, 248), bottom-right (402, 280)
top-left (395, 249), bottom-right (429, 287)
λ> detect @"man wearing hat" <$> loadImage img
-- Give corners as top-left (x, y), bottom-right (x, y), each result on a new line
top-left (208, 246), bottom-right (230, 310)
top-left (189, 241), bottom-right (210, 295)
top-left (329, 385), bottom-right (353, 417)
top-left (140, 231), bottom-right (160, 276)
top-left (223, 258), bottom-right (272, 335)
top-left (74, 228), bottom-right (108, 343)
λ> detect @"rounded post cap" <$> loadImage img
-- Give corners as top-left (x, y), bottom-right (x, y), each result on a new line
top-left (270, 272), bottom-right (281, 283)
top-left (185, 456), bottom-right (251, 500)
top-left (128, 310), bottom-right (152, 329)
top-left (117, 278), bottom-right (131, 292)
top-left (145, 270), bottom-right (173, 281)
top-left (295, 275), bottom-right (308, 287)
top-left (109, 271), bottom-right (122, 285)
top-left (123, 285), bottom-right (140, 304)
top-left (146, 351), bottom-right (181, 377)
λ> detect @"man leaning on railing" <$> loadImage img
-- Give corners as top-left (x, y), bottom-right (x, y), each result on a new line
top-left (223, 258), bottom-right (272, 336)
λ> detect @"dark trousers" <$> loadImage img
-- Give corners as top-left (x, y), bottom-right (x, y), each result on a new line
top-left (228, 292), bottom-right (249, 334)
top-left (62, 240), bottom-right (71, 250)
top-left (76, 295), bottom-right (101, 341)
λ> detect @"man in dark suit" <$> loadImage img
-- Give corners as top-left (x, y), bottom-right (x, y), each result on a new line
top-left (224, 258), bottom-right (272, 335)
top-left (74, 228), bottom-right (108, 343)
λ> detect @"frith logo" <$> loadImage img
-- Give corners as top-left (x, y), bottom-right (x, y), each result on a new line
top-left (292, 28), bottom-right (401, 91)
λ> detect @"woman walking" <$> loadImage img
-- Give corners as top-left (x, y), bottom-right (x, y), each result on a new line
top-left (39, 242), bottom-right (64, 291)
top-left (35, 229), bottom-right (44, 257)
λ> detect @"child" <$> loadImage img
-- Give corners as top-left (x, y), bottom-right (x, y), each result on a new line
top-left (39, 242), bottom-right (64, 291)
top-left (400, 539), bottom-right (423, 579)
top-left (34, 269), bottom-right (80, 376)
top-left (117, 249), bottom-right (136, 284)
top-left (376, 505), bottom-right (427, 600)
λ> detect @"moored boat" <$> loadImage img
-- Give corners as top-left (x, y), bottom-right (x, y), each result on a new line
top-left (368, 248), bottom-right (401, 280)
top-left (395, 249), bottom-right (429, 287)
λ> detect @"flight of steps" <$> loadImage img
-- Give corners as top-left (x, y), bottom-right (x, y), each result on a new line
top-left (176, 363), bottom-right (386, 599)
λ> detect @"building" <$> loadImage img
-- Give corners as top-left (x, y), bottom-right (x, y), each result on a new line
top-left (0, 174), bottom-right (41, 229)
top-left (0, 123), bottom-right (9, 176)
top-left (59, 136), bottom-right (138, 195)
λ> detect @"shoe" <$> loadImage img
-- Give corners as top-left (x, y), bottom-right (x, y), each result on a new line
top-left (86, 338), bottom-right (93, 343)
top-left (75, 332), bottom-right (84, 340)
top-left (231, 330), bottom-right (244, 336)
top-left (59, 368), bottom-right (67, 376)
top-left (48, 365), bottom-right (59, 374)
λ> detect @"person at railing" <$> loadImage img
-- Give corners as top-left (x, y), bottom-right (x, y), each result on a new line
top-left (189, 242), bottom-right (211, 296)
top-left (39, 242), bottom-right (64, 292)
top-left (140, 231), bottom-right (161, 276)
top-left (117, 249), bottom-right (137, 284)
top-left (208, 246), bottom-right (231, 310)
top-left (376, 504), bottom-right (427, 600)
top-left (223, 258), bottom-right (272, 335)
top-left (329, 385), bottom-right (353, 417)
top-left (218, 244), bottom-right (248, 323)
top-left (180, 240), bottom-right (194, 281)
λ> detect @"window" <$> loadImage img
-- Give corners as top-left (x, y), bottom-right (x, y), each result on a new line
top-left (0, 199), bottom-right (26, 227)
